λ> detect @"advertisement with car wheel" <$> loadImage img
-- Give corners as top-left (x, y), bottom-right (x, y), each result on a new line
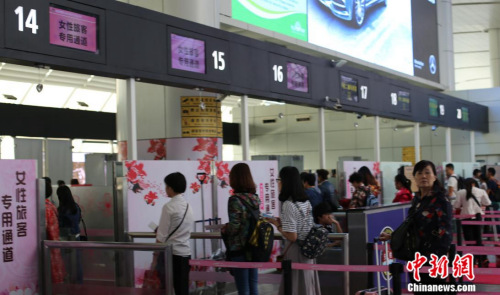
top-left (231, 0), bottom-right (440, 83)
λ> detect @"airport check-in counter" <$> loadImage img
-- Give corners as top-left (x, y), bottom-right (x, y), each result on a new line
top-left (346, 203), bottom-right (411, 293)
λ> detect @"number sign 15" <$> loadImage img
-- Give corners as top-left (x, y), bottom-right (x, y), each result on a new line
top-left (212, 51), bottom-right (225, 71)
top-left (15, 6), bottom-right (39, 34)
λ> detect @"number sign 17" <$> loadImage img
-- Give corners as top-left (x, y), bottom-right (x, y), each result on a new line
top-left (360, 86), bottom-right (368, 100)
top-left (15, 6), bottom-right (39, 34)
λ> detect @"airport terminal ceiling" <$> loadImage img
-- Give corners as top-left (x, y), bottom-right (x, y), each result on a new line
top-left (0, 0), bottom-right (490, 133)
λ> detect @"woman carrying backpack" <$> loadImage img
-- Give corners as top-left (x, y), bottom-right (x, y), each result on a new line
top-left (267, 166), bottom-right (321, 295)
top-left (454, 178), bottom-right (491, 267)
top-left (222, 163), bottom-right (260, 295)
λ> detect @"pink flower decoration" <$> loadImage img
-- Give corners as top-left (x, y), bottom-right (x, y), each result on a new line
top-left (190, 182), bottom-right (201, 194)
top-left (144, 191), bottom-right (158, 206)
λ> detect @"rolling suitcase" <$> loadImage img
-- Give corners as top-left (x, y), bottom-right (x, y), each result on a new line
top-left (355, 239), bottom-right (392, 295)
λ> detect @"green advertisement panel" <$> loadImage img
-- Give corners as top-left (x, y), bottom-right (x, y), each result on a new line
top-left (232, 0), bottom-right (308, 41)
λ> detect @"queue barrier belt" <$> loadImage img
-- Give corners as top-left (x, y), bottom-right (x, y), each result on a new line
top-left (456, 246), bottom-right (500, 255)
top-left (402, 266), bottom-right (500, 275)
top-left (291, 263), bottom-right (388, 272)
top-left (461, 221), bottom-right (500, 226)
top-left (455, 214), bottom-right (500, 219)
top-left (189, 259), bottom-right (281, 269)
top-left (463, 240), bottom-right (500, 245)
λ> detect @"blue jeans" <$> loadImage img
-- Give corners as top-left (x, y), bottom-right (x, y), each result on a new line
top-left (231, 255), bottom-right (258, 295)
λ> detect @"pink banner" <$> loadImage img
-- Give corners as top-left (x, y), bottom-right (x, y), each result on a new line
top-left (0, 160), bottom-right (38, 294)
top-left (49, 6), bottom-right (98, 53)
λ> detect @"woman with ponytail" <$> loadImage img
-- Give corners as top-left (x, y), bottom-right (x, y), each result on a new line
top-left (454, 178), bottom-right (491, 267)
top-left (392, 173), bottom-right (413, 203)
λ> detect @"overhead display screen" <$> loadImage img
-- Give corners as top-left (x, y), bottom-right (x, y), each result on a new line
top-left (287, 62), bottom-right (308, 93)
top-left (49, 6), bottom-right (98, 53)
top-left (391, 90), bottom-right (411, 112)
top-left (340, 75), bottom-right (359, 102)
top-left (428, 97), bottom-right (445, 119)
top-left (462, 107), bottom-right (469, 123)
top-left (232, 0), bottom-right (440, 83)
top-left (170, 33), bottom-right (206, 74)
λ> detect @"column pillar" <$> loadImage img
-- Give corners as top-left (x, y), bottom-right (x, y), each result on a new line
top-left (437, 0), bottom-right (455, 90)
top-left (470, 131), bottom-right (476, 162)
top-left (126, 78), bottom-right (138, 160)
top-left (374, 116), bottom-right (381, 162)
top-left (445, 127), bottom-right (452, 163)
top-left (319, 108), bottom-right (326, 169)
top-left (414, 123), bottom-right (421, 163)
top-left (241, 95), bottom-right (250, 161)
top-left (490, 29), bottom-right (500, 87)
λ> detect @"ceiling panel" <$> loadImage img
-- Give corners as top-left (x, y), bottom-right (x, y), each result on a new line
top-left (453, 0), bottom-right (500, 89)
top-left (453, 32), bottom-right (489, 53)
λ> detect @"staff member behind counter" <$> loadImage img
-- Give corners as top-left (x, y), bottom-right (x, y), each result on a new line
top-left (380, 160), bottom-right (452, 295)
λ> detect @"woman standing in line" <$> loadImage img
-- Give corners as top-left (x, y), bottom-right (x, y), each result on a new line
top-left (222, 163), bottom-right (260, 295)
top-left (57, 185), bottom-right (82, 283)
top-left (454, 178), bottom-right (491, 267)
top-left (267, 166), bottom-right (321, 295)
top-left (154, 172), bottom-right (194, 295)
top-left (43, 177), bottom-right (65, 284)
top-left (380, 160), bottom-right (452, 294)
top-left (358, 166), bottom-right (381, 197)
top-left (392, 174), bottom-right (413, 203)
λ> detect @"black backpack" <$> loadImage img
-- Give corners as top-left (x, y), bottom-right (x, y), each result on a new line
top-left (237, 197), bottom-right (275, 262)
top-left (451, 175), bottom-right (466, 191)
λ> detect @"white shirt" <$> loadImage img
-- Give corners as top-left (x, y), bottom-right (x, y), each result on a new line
top-left (156, 195), bottom-right (194, 256)
top-left (447, 174), bottom-right (458, 197)
top-left (454, 187), bottom-right (492, 217)
top-left (281, 200), bottom-right (313, 241)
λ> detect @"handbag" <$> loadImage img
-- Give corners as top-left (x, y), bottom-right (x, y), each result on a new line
top-left (79, 217), bottom-right (88, 241)
top-left (469, 193), bottom-right (483, 220)
top-left (77, 204), bottom-right (88, 241)
top-left (143, 269), bottom-right (161, 289)
top-left (390, 197), bottom-right (431, 261)
top-left (146, 203), bottom-right (189, 289)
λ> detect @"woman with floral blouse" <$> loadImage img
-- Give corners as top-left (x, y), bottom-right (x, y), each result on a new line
top-left (43, 177), bottom-right (65, 283)
top-left (380, 160), bottom-right (452, 294)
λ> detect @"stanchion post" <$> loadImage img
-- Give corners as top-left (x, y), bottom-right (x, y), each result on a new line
top-left (164, 245), bottom-right (174, 295)
top-left (366, 242), bottom-right (374, 289)
top-left (456, 219), bottom-right (463, 246)
top-left (448, 244), bottom-right (457, 285)
top-left (389, 263), bottom-right (403, 295)
top-left (282, 259), bottom-right (292, 295)
top-left (43, 242), bottom-right (52, 295)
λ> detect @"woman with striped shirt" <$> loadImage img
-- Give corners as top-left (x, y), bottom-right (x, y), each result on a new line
top-left (267, 166), bottom-right (321, 295)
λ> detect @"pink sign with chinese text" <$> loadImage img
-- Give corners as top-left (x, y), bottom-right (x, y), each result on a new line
top-left (49, 6), bottom-right (98, 53)
top-left (0, 160), bottom-right (38, 295)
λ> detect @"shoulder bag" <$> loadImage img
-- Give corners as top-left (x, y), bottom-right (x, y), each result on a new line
top-left (144, 203), bottom-right (189, 289)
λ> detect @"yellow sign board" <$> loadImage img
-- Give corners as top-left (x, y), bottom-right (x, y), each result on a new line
top-left (181, 96), bottom-right (222, 138)
top-left (402, 146), bottom-right (421, 165)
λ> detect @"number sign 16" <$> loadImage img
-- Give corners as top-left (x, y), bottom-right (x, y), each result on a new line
top-left (15, 6), bottom-right (39, 34)
top-left (272, 65), bottom-right (283, 83)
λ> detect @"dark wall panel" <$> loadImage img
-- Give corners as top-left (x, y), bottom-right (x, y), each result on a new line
top-left (0, 103), bottom-right (116, 140)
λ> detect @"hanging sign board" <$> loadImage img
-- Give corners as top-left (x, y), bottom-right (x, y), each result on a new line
top-left (181, 96), bottom-right (222, 138)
